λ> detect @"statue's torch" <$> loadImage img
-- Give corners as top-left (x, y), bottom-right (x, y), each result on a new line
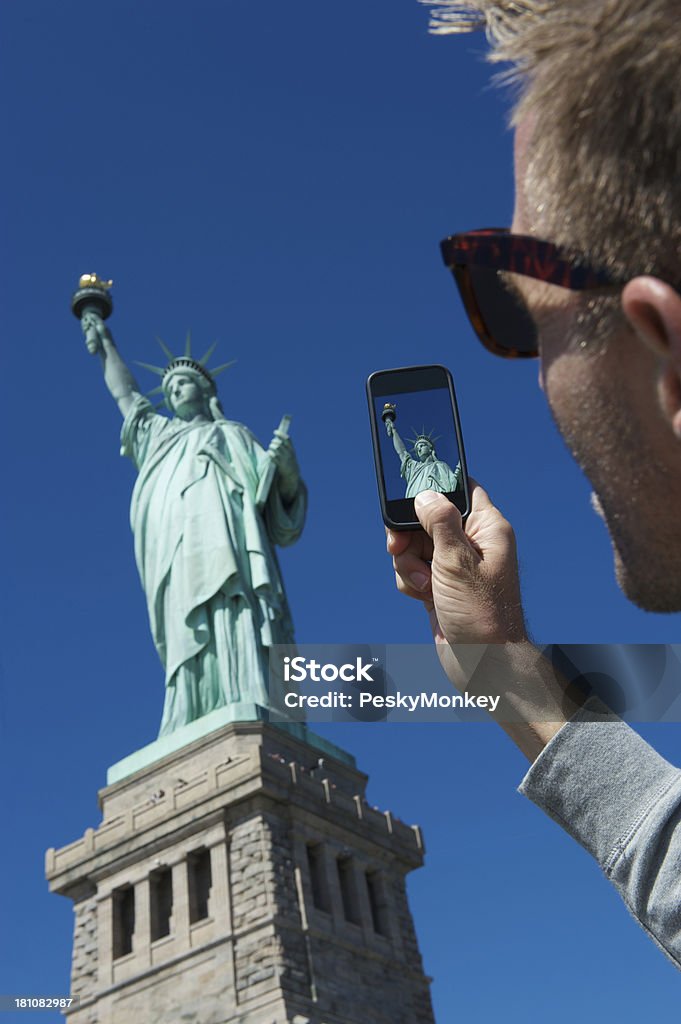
top-left (71, 273), bottom-right (114, 353)
top-left (378, 403), bottom-right (395, 428)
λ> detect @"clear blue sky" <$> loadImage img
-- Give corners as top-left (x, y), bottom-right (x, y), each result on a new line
top-left (1, 2), bottom-right (680, 1020)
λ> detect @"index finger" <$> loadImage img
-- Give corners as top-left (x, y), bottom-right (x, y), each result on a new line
top-left (386, 527), bottom-right (412, 555)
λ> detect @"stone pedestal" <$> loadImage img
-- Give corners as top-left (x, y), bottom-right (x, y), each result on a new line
top-left (47, 723), bottom-right (435, 1024)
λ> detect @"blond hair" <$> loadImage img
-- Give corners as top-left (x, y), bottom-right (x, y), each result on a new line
top-left (425, 1), bottom-right (681, 284)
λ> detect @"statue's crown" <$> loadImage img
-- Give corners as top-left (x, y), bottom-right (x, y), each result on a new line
top-left (162, 356), bottom-right (215, 386)
top-left (410, 427), bottom-right (440, 452)
top-left (135, 333), bottom-right (235, 404)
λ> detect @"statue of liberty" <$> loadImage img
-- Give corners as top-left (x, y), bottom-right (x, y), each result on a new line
top-left (74, 278), bottom-right (306, 737)
top-left (382, 405), bottom-right (461, 498)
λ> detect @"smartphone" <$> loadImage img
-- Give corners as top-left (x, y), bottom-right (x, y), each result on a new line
top-left (367, 364), bottom-right (470, 530)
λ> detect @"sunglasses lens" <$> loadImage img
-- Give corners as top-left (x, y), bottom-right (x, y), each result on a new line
top-left (467, 267), bottom-right (539, 357)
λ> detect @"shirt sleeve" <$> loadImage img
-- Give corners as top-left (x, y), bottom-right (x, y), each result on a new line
top-left (519, 696), bottom-right (681, 969)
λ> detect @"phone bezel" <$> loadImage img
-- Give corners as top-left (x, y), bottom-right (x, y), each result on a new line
top-left (367, 364), bottom-right (470, 530)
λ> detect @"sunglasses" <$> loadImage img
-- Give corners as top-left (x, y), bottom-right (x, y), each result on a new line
top-left (440, 228), bottom-right (623, 358)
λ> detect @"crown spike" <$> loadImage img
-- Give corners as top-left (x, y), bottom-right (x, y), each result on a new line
top-left (211, 359), bottom-right (237, 377)
top-left (156, 336), bottom-right (176, 361)
top-left (135, 360), bottom-right (166, 376)
top-left (198, 341), bottom-right (217, 365)
top-left (408, 425), bottom-right (440, 451)
top-left (134, 338), bottom-right (236, 391)
top-left (147, 384), bottom-right (165, 397)
top-left (184, 330), bottom-right (192, 357)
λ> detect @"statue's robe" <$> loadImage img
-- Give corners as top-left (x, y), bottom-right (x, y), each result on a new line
top-left (121, 395), bottom-right (306, 735)
top-left (400, 452), bottom-right (462, 499)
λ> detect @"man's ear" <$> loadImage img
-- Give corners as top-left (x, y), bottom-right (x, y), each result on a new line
top-left (622, 276), bottom-right (681, 439)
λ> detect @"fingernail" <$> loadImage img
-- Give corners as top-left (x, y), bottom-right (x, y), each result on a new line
top-left (409, 572), bottom-right (430, 591)
top-left (414, 490), bottom-right (439, 510)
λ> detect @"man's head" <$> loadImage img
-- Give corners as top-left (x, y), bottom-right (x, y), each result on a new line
top-left (434, 1), bottom-right (681, 610)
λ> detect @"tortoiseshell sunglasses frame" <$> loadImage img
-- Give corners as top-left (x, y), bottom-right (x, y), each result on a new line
top-left (440, 228), bottom-right (623, 358)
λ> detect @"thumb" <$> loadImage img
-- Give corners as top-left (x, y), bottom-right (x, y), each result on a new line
top-left (413, 490), bottom-right (464, 549)
top-left (467, 476), bottom-right (499, 515)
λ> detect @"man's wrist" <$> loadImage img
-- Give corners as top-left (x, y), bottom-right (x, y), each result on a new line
top-left (445, 641), bottom-right (584, 762)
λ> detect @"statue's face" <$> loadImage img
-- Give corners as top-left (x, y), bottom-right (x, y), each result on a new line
top-left (415, 440), bottom-right (434, 462)
top-left (166, 373), bottom-right (207, 420)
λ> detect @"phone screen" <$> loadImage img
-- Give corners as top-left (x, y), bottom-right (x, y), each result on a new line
top-left (367, 364), bottom-right (469, 529)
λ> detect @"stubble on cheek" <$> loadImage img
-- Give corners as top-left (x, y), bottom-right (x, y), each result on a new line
top-left (545, 346), bottom-right (681, 611)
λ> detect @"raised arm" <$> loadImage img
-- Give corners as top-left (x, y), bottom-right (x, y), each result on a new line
top-left (81, 311), bottom-right (139, 418)
top-left (384, 418), bottom-right (408, 462)
top-left (387, 482), bottom-right (576, 758)
top-left (387, 483), bottom-right (681, 969)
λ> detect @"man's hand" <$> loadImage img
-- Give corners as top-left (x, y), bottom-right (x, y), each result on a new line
top-left (388, 482), bottom-right (578, 759)
top-left (388, 481), bottom-right (527, 647)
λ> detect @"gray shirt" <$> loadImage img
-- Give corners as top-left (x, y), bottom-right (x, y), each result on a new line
top-left (520, 696), bottom-right (681, 969)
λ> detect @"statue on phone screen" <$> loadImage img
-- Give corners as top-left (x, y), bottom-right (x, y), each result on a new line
top-left (382, 404), bottom-right (461, 499)
top-left (72, 277), bottom-right (307, 737)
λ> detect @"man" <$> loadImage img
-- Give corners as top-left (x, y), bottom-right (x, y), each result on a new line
top-left (389, 1), bottom-right (681, 968)
top-left (82, 312), bottom-right (306, 736)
